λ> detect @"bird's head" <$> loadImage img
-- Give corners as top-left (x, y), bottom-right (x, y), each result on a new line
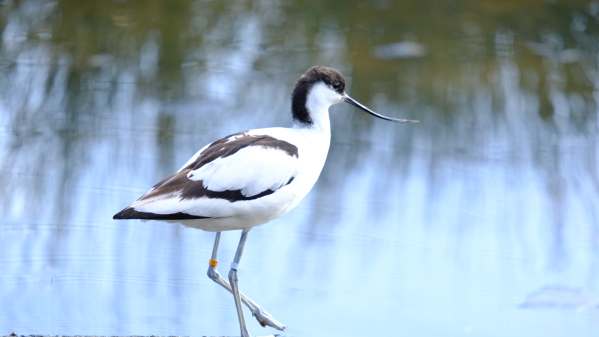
top-left (291, 65), bottom-right (418, 126)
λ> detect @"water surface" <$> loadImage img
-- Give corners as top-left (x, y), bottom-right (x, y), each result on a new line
top-left (1, 1), bottom-right (598, 336)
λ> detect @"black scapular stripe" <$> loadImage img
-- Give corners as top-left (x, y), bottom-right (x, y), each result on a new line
top-left (113, 207), bottom-right (211, 220)
top-left (183, 133), bottom-right (298, 171)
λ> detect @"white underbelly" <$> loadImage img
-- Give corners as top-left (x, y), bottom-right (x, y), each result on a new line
top-left (177, 171), bottom-right (318, 231)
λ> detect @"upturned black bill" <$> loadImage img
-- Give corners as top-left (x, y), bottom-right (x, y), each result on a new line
top-left (344, 95), bottom-right (419, 123)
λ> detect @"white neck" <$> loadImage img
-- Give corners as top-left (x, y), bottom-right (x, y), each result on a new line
top-left (293, 82), bottom-right (340, 132)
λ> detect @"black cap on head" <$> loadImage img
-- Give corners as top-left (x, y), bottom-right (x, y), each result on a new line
top-left (292, 66), bottom-right (346, 124)
top-left (291, 65), bottom-right (419, 125)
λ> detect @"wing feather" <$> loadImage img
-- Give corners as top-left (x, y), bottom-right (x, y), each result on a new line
top-left (115, 133), bottom-right (299, 219)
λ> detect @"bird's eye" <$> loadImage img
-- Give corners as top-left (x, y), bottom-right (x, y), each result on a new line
top-left (332, 81), bottom-right (343, 91)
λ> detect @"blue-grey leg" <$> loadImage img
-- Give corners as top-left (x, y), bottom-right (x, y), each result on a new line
top-left (229, 229), bottom-right (250, 337)
top-left (207, 232), bottom-right (286, 331)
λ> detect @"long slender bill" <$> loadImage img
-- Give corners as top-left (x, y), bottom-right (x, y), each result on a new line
top-left (344, 94), bottom-right (419, 123)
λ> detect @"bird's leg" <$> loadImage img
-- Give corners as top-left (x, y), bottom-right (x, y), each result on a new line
top-left (229, 229), bottom-right (251, 337)
top-left (206, 232), bottom-right (286, 331)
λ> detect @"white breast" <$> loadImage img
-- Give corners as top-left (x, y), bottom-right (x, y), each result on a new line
top-left (243, 126), bottom-right (331, 216)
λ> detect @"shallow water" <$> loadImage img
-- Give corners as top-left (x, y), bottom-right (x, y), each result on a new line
top-left (1, 1), bottom-right (598, 336)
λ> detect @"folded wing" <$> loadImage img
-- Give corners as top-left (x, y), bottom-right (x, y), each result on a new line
top-left (113, 133), bottom-right (299, 220)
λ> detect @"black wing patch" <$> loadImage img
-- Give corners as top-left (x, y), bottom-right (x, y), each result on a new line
top-left (182, 132), bottom-right (298, 171)
top-left (113, 207), bottom-right (211, 220)
top-left (139, 133), bottom-right (297, 202)
top-left (137, 172), bottom-right (293, 202)
top-left (112, 133), bottom-right (298, 221)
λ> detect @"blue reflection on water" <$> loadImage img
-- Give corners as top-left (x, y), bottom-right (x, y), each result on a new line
top-left (1, 1), bottom-right (598, 337)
